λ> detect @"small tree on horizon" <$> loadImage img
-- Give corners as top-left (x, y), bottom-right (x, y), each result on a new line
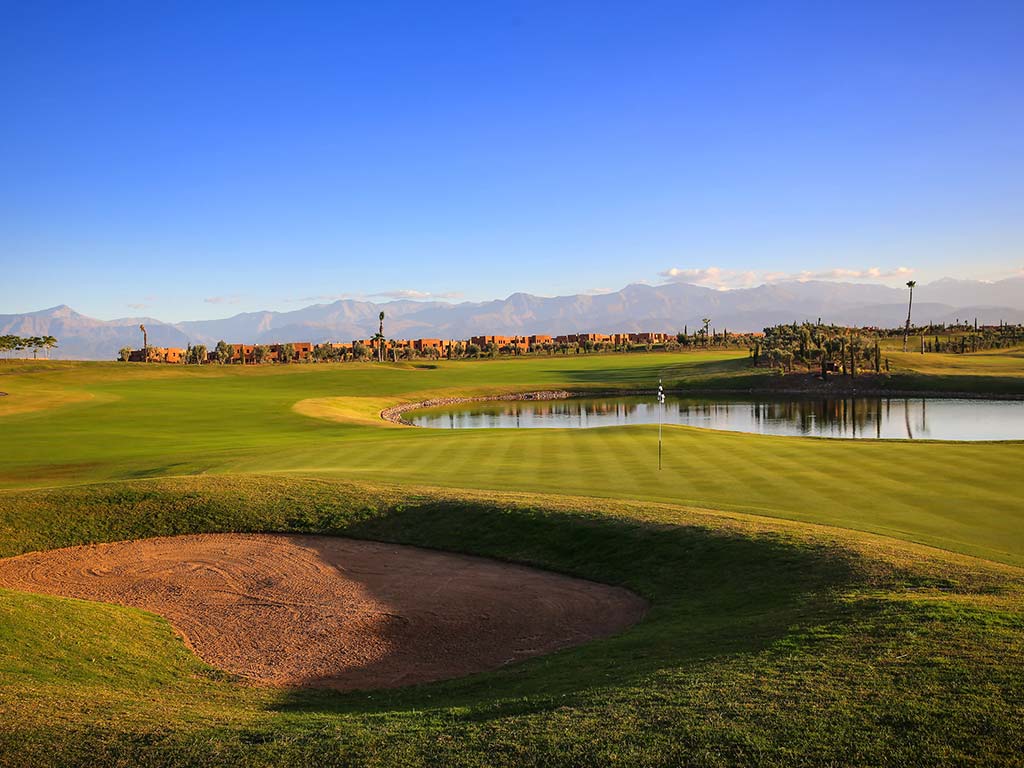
top-left (214, 340), bottom-right (232, 364)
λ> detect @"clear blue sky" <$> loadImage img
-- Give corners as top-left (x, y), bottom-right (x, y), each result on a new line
top-left (2, 0), bottom-right (1022, 321)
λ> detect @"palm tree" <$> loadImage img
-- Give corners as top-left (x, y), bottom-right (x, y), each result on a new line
top-left (902, 280), bottom-right (916, 352)
top-left (702, 318), bottom-right (711, 347)
top-left (373, 311), bottom-right (386, 363)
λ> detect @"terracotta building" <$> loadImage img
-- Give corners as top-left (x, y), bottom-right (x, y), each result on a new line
top-left (127, 346), bottom-right (185, 363)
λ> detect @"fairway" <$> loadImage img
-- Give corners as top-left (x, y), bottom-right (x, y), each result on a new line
top-left (2, 352), bottom-right (1023, 565)
top-left (2, 351), bottom-right (1024, 767)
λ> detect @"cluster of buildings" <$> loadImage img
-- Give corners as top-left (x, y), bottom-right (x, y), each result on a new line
top-left (126, 331), bottom-right (677, 364)
top-left (469, 332), bottom-right (670, 350)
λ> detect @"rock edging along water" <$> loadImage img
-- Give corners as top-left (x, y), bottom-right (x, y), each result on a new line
top-left (382, 390), bottom-right (575, 425)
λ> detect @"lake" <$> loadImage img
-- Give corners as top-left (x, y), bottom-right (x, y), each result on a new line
top-left (406, 395), bottom-right (1024, 440)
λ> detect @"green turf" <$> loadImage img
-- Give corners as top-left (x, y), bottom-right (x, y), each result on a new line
top-left (1, 352), bottom-right (1023, 766)
top-left (1, 477), bottom-right (1023, 767)
top-left (1, 352), bottom-right (1022, 565)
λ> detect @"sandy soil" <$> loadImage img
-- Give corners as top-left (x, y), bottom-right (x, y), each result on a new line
top-left (0, 533), bottom-right (646, 690)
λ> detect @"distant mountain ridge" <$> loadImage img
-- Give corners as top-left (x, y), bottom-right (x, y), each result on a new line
top-left (3, 277), bottom-right (1022, 360)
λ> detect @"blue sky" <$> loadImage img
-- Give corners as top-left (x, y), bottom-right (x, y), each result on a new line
top-left (2, 0), bottom-right (1022, 321)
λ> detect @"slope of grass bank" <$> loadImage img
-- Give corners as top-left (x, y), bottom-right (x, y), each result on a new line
top-left (1, 476), bottom-right (1023, 767)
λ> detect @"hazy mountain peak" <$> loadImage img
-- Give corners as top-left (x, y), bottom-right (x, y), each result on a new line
top-left (5, 277), bottom-right (1022, 359)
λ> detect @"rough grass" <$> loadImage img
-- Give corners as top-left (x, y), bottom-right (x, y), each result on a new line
top-left (1, 476), bottom-right (1023, 767)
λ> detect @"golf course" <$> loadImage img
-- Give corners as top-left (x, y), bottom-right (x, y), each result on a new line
top-left (2, 348), bottom-right (1023, 766)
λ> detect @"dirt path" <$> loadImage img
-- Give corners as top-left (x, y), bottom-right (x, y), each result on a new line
top-left (0, 534), bottom-right (646, 691)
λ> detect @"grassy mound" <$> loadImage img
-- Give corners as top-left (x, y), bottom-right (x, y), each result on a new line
top-left (2, 476), bottom-right (1022, 767)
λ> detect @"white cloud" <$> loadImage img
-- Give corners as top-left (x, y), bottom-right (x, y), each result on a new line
top-left (584, 287), bottom-right (614, 295)
top-left (127, 303), bottom-right (150, 310)
top-left (796, 266), bottom-right (914, 281)
top-left (659, 265), bottom-right (915, 290)
top-left (203, 296), bottom-right (242, 305)
top-left (659, 267), bottom-right (760, 290)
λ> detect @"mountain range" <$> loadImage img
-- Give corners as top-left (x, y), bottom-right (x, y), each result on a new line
top-left (3, 277), bottom-right (1022, 360)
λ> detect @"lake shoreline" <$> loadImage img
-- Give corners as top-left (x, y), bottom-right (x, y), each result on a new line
top-left (385, 386), bottom-right (1024, 426)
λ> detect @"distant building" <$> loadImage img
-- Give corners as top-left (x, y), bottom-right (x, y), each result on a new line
top-left (127, 346), bottom-right (185, 363)
top-left (124, 329), bottom-right (686, 363)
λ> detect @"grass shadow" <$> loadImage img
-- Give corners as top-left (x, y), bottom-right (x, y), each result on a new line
top-left (268, 498), bottom-right (863, 716)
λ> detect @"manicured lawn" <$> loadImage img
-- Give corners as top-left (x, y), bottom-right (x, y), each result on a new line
top-left (1, 352), bottom-right (1022, 766)
top-left (2, 352), bottom-right (1022, 565)
top-left (0, 477), bottom-right (1022, 767)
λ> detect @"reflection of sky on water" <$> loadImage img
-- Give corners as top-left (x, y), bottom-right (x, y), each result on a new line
top-left (408, 397), bottom-right (1024, 441)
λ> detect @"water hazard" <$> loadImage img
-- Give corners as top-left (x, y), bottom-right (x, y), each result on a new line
top-left (406, 395), bottom-right (1024, 440)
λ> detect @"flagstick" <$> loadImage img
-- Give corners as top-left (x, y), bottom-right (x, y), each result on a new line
top-left (657, 379), bottom-right (665, 471)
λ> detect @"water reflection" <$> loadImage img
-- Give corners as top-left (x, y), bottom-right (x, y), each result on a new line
top-left (407, 396), bottom-right (1023, 441)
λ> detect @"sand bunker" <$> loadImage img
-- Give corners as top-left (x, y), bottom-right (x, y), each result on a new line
top-left (0, 533), bottom-right (645, 690)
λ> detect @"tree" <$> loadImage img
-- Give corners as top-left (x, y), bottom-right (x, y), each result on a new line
top-left (281, 343), bottom-right (296, 363)
top-left (118, 346), bottom-right (132, 362)
top-left (214, 340), bottom-right (232, 364)
top-left (372, 311), bottom-right (386, 363)
top-left (254, 344), bottom-right (269, 364)
top-left (702, 318), bottom-right (711, 347)
top-left (41, 335), bottom-right (58, 359)
top-left (902, 280), bottom-right (917, 352)
top-left (139, 324), bottom-right (147, 351)
top-left (188, 344), bottom-right (208, 364)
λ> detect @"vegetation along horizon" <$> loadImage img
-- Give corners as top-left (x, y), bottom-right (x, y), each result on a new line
top-left (1, 317), bottom-right (1023, 766)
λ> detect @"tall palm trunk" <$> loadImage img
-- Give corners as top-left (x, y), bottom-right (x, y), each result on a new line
top-left (902, 281), bottom-right (916, 352)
